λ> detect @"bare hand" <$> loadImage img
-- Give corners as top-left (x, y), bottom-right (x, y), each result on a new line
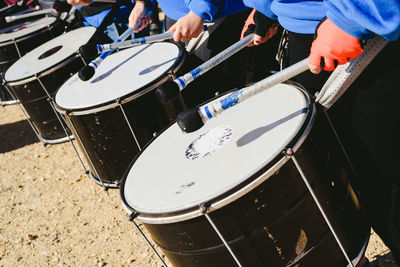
top-left (168, 11), bottom-right (205, 42)
top-left (67, 0), bottom-right (92, 7)
top-left (128, 2), bottom-right (150, 32)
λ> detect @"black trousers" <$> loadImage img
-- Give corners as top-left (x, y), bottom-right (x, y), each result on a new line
top-left (285, 31), bottom-right (400, 264)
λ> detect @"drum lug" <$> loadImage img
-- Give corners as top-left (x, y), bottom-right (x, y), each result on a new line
top-left (200, 202), bottom-right (211, 214)
top-left (284, 148), bottom-right (294, 156)
top-left (127, 210), bottom-right (139, 221)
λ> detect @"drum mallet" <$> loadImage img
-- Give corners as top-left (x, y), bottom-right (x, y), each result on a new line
top-left (79, 31), bottom-right (175, 58)
top-left (176, 58), bottom-right (310, 133)
top-left (155, 33), bottom-right (255, 103)
top-left (0, 8), bottom-right (54, 26)
top-left (78, 19), bottom-right (146, 81)
top-left (79, 25), bottom-right (209, 58)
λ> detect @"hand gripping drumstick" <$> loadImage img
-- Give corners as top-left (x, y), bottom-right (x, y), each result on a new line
top-left (176, 58), bottom-right (310, 133)
top-left (79, 31), bottom-right (175, 58)
top-left (78, 19), bottom-right (147, 81)
top-left (156, 33), bottom-right (255, 103)
top-left (79, 25), bottom-right (209, 58)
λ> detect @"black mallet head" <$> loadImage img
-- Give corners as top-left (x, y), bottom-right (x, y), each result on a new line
top-left (78, 65), bottom-right (95, 81)
top-left (176, 108), bottom-right (204, 133)
top-left (155, 80), bottom-right (180, 103)
top-left (79, 43), bottom-right (98, 59)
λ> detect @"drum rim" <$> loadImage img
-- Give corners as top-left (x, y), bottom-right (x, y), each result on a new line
top-left (119, 81), bottom-right (316, 224)
top-left (53, 41), bottom-right (186, 116)
top-left (5, 53), bottom-right (79, 85)
top-left (0, 16), bottom-right (60, 46)
top-left (5, 27), bottom-right (97, 85)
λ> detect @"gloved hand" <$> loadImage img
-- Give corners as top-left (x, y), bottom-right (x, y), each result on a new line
top-left (309, 18), bottom-right (364, 74)
top-left (240, 9), bottom-right (278, 47)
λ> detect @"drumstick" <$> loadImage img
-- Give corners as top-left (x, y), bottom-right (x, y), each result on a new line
top-left (79, 31), bottom-right (174, 58)
top-left (176, 58), bottom-right (310, 133)
top-left (79, 25), bottom-right (209, 58)
top-left (78, 19), bottom-right (145, 81)
top-left (156, 33), bottom-right (255, 103)
top-left (0, 8), bottom-right (54, 26)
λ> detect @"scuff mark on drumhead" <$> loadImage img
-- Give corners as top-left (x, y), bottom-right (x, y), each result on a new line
top-left (175, 181), bottom-right (196, 195)
top-left (185, 125), bottom-right (233, 160)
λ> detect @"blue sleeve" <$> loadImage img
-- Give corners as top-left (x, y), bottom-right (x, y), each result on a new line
top-left (326, 0), bottom-right (400, 41)
top-left (185, 0), bottom-right (219, 21)
top-left (243, 0), bottom-right (277, 21)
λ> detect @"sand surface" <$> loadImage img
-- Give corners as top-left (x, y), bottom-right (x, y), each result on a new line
top-left (0, 103), bottom-right (397, 266)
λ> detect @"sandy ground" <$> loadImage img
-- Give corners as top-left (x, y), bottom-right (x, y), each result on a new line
top-left (0, 103), bottom-right (397, 267)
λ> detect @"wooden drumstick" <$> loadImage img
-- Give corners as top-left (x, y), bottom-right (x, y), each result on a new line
top-left (176, 58), bottom-right (310, 133)
top-left (156, 33), bottom-right (255, 103)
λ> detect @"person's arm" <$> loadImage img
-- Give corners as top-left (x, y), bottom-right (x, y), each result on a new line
top-left (128, 0), bottom-right (151, 32)
top-left (167, 10), bottom-right (204, 42)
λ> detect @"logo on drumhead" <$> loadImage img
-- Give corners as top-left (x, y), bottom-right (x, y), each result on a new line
top-left (185, 125), bottom-right (233, 160)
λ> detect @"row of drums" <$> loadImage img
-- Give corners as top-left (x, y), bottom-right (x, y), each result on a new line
top-left (1, 13), bottom-right (370, 267)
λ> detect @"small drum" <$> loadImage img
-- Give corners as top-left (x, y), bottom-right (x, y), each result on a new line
top-left (4, 26), bottom-right (96, 144)
top-left (120, 83), bottom-right (370, 266)
top-left (54, 42), bottom-right (185, 188)
top-left (0, 16), bottom-right (65, 105)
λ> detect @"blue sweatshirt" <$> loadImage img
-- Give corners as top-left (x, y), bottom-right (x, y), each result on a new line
top-left (157, 0), bottom-right (248, 22)
top-left (243, 0), bottom-right (400, 41)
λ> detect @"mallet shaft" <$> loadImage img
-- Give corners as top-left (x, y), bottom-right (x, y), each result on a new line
top-left (97, 31), bottom-right (174, 53)
top-left (198, 58), bottom-right (309, 121)
top-left (176, 33), bottom-right (254, 90)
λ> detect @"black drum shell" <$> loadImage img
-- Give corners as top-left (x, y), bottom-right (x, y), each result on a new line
top-left (121, 104), bottom-right (369, 267)
top-left (0, 19), bottom-right (65, 104)
top-left (7, 55), bottom-right (85, 140)
top-left (64, 91), bottom-right (184, 184)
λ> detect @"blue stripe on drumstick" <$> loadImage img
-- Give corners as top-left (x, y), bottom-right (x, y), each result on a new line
top-left (176, 58), bottom-right (310, 133)
top-left (79, 14), bottom-right (151, 81)
top-left (156, 33), bottom-right (255, 103)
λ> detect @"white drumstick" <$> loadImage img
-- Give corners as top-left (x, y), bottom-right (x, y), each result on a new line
top-left (156, 33), bottom-right (255, 103)
top-left (78, 18), bottom-right (147, 81)
top-left (176, 58), bottom-right (310, 133)
top-left (79, 31), bottom-right (174, 58)
top-left (4, 8), bottom-right (54, 23)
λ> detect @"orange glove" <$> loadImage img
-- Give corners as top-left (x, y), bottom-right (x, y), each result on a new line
top-left (309, 18), bottom-right (364, 74)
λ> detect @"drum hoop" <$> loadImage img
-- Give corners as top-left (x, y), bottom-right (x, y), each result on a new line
top-left (120, 82), bottom-right (316, 224)
top-left (54, 43), bottom-right (186, 115)
top-left (0, 18), bottom-right (59, 46)
top-left (5, 53), bottom-right (80, 86)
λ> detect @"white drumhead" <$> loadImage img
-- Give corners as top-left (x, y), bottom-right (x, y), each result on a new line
top-left (0, 17), bottom-right (56, 43)
top-left (5, 27), bottom-right (96, 82)
top-left (123, 83), bottom-right (310, 215)
top-left (55, 42), bottom-right (182, 110)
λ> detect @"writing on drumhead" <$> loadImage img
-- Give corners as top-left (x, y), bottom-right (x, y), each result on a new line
top-left (185, 125), bottom-right (233, 160)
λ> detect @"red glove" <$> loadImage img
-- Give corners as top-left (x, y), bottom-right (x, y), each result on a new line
top-left (309, 18), bottom-right (363, 74)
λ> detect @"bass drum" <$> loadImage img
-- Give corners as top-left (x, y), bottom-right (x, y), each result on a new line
top-left (54, 42), bottom-right (185, 188)
top-left (4, 26), bottom-right (96, 144)
top-left (0, 16), bottom-right (65, 105)
top-left (121, 82), bottom-right (369, 266)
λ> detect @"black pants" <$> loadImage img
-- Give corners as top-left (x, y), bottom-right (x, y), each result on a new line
top-left (285, 31), bottom-right (400, 264)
